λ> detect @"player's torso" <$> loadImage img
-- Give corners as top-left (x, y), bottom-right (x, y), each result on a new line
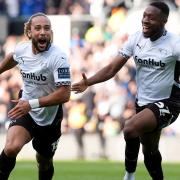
top-left (16, 43), bottom-right (57, 99)
top-left (19, 53), bottom-right (53, 87)
top-left (132, 32), bottom-right (177, 105)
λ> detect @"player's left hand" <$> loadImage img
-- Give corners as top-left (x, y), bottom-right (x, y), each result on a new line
top-left (71, 73), bottom-right (88, 93)
top-left (8, 100), bottom-right (31, 119)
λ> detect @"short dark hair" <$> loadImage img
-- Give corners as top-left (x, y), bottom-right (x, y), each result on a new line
top-left (150, 1), bottom-right (169, 18)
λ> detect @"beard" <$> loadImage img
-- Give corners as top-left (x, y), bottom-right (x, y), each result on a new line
top-left (32, 38), bottom-right (51, 53)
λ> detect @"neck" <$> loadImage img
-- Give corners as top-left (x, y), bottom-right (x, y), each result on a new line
top-left (150, 28), bottom-right (165, 41)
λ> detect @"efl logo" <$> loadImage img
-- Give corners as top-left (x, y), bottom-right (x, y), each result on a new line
top-left (58, 68), bottom-right (70, 79)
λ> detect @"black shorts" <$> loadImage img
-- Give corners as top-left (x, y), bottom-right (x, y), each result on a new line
top-left (136, 99), bottom-right (179, 130)
top-left (9, 105), bottom-right (63, 158)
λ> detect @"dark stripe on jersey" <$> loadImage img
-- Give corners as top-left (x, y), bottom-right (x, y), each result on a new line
top-left (174, 61), bottom-right (180, 83)
top-left (169, 85), bottom-right (180, 112)
top-left (169, 61), bottom-right (180, 112)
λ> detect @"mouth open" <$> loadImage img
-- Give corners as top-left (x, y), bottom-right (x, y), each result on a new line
top-left (38, 39), bottom-right (47, 50)
top-left (142, 25), bottom-right (151, 36)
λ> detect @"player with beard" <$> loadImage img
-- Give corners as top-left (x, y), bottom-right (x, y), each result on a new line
top-left (72, 2), bottom-right (180, 180)
top-left (0, 13), bottom-right (71, 180)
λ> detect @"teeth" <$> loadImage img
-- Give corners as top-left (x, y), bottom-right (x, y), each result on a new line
top-left (143, 26), bottom-right (149, 30)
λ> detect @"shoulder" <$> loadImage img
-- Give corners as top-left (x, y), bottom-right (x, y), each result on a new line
top-left (47, 44), bottom-right (69, 67)
top-left (165, 31), bottom-right (180, 42)
top-left (15, 41), bottom-right (31, 49)
top-left (164, 32), bottom-right (180, 51)
top-left (14, 41), bottom-right (31, 54)
top-left (48, 44), bottom-right (68, 61)
top-left (129, 31), bottom-right (142, 38)
top-left (126, 31), bottom-right (143, 43)
top-left (49, 44), bottom-right (67, 57)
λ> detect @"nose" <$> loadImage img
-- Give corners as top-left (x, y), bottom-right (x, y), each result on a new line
top-left (142, 16), bottom-right (149, 24)
top-left (40, 28), bottom-right (45, 35)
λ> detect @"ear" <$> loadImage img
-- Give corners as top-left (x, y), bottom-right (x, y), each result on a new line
top-left (50, 30), bottom-right (53, 42)
top-left (27, 30), bottom-right (32, 38)
top-left (162, 16), bottom-right (167, 24)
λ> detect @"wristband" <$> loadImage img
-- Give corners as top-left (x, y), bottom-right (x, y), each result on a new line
top-left (29, 99), bottom-right (40, 109)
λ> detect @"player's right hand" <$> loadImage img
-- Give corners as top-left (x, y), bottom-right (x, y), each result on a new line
top-left (71, 73), bottom-right (88, 93)
top-left (8, 100), bottom-right (31, 119)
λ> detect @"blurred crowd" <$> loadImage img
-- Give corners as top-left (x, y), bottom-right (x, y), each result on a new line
top-left (0, 0), bottom-right (179, 18)
top-left (0, 0), bottom-right (180, 159)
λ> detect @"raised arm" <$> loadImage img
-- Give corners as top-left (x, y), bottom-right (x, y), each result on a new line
top-left (0, 53), bottom-right (18, 74)
top-left (72, 55), bottom-right (129, 93)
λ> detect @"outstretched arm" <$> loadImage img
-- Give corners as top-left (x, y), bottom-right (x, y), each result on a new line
top-left (0, 53), bottom-right (18, 74)
top-left (72, 55), bottom-right (128, 93)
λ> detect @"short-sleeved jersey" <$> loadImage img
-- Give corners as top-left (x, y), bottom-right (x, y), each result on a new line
top-left (119, 31), bottom-right (180, 106)
top-left (13, 41), bottom-right (71, 126)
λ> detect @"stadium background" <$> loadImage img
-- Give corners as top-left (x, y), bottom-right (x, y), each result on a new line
top-left (0, 0), bottom-right (180, 161)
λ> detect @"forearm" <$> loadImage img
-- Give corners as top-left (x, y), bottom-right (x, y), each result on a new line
top-left (8, 86), bottom-right (71, 119)
top-left (87, 56), bottom-right (128, 86)
top-left (87, 65), bottom-right (115, 86)
top-left (0, 53), bottom-right (17, 74)
top-left (38, 85), bottom-right (71, 107)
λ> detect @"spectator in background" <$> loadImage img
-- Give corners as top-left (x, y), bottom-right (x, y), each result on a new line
top-left (0, 0), bottom-right (6, 15)
top-left (19, 0), bottom-right (46, 17)
top-left (0, 79), bottom-right (10, 131)
top-left (67, 97), bottom-right (88, 159)
top-left (5, 0), bottom-right (19, 18)
top-left (46, 0), bottom-right (64, 14)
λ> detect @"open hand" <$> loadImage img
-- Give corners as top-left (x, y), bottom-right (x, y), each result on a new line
top-left (71, 73), bottom-right (88, 93)
top-left (8, 99), bottom-right (31, 119)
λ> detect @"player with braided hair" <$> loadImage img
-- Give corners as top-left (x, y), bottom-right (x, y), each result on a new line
top-left (0, 13), bottom-right (71, 180)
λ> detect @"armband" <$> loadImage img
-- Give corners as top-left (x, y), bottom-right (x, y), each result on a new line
top-left (29, 99), bottom-right (40, 109)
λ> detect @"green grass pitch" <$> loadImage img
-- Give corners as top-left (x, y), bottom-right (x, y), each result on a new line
top-left (9, 160), bottom-right (180, 180)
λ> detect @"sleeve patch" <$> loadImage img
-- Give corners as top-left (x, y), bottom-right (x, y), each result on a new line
top-left (58, 68), bottom-right (70, 79)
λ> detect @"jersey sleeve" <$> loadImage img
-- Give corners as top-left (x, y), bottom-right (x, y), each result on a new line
top-left (13, 41), bottom-right (28, 63)
top-left (118, 32), bottom-right (139, 58)
top-left (13, 42), bottom-right (21, 63)
top-left (52, 53), bottom-right (71, 87)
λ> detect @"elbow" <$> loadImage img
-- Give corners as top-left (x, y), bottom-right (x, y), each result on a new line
top-left (55, 95), bottom-right (70, 105)
top-left (62, 92), bottom-right (71, 103)
top-left (56, 86), bottom-right (71, 104)
top-left (63, 96), bottom-right (70, 103)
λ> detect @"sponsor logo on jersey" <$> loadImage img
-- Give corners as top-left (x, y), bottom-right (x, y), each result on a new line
top-left (135, 55), bottom-right (165, 70)
top-left (20, 70), bottom-right (47, 81)
top-left (58, 68), bottom-right (70, 79)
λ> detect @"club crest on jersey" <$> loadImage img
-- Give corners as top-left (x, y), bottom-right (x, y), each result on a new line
top-left (58, 68), bottom-right (70, 79)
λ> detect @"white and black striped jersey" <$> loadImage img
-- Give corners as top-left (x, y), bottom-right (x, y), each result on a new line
top-left (13, 41), bottom-right (71, 126)
top-left (119, 31), bottom-right (180, 107)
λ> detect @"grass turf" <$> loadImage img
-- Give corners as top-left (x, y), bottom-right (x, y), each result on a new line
top-left (9, 160), bottom-right (180, 180)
